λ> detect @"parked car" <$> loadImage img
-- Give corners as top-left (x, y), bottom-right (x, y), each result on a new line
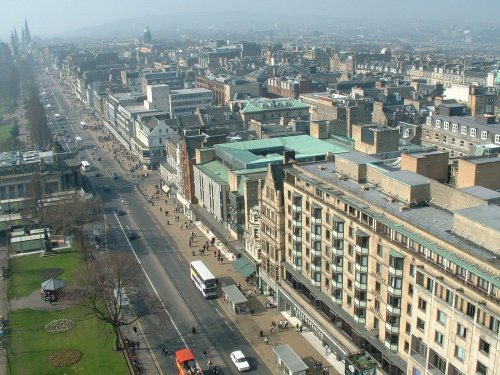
top-left (95, 172), bottom-right (101, 177)
top-left (103, 184), bottom-right (111, 192)
top-left (111, 172), bottom-right (118, 180)
top-left (230, 351), bottom-right (250, 372)
top-left (117, 209), bottom-right (126, 216)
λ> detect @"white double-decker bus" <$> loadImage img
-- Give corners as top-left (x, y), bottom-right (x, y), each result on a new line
top-left (190, 260), bottom-right (218, 299)
top-left (80, 160), bottom-right (91, 172)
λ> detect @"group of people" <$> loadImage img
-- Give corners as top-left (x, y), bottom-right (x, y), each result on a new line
top-left (314, 360), bottom-right (330, 374)
top-left (269, 319), bottom-right (289, 333)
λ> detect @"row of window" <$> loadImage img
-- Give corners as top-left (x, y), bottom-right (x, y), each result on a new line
top-left (428, 117), bottom-right (500, 143)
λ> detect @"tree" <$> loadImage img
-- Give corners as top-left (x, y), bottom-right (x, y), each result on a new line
top-left (78, 253), bottom-right (152, 350)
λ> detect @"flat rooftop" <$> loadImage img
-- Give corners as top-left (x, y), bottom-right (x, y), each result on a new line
top-left (460, 186), bottom-right (500, 201)
top-left (0, 150), bottom-right (54, 167)
top-left (454, 205), bottom-right (500, 232)
top-left (337, 151), bottom-right (380, 165)
top-left (384, 170), bottom-right (430, 186)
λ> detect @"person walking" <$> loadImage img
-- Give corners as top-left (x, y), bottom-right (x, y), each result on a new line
top-left (264, 336), bottom-right (269, 345)
top-left (208, 359), bottom-right (213, 369)
top-left (203, 349), bottom-right (207, 359)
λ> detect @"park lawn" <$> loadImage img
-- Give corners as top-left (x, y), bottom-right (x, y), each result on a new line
top-left (9, 306), bottom-right (129, 375)
top-left (9, 246), bottom-right (84, 300)
top-left (0, 124), bottom-right (13, 142)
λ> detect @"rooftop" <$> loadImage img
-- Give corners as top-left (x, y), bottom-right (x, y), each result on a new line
top-left (214, 135), bottom-right (349, 170)
top-left (460, 186), bottom-right (500, 201)
top-left (384, 170), bottom-right (430, 187)
top-left (240, 98), bottom-right (310, 113)
top-left (0, 150), bottom-right (54, 167)
top-left (454, 205), bottom-right (500, 232)
top-left (194, 160), bottom-right (229, 186)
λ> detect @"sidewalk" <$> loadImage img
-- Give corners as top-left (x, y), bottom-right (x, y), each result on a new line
top-left (139, 185), bottom-right (344, 375)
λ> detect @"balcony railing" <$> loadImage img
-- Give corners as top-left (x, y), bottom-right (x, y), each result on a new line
top-left (353, 314), bottom-right (366, 324)
top-left (355, 245), bottom-right (368, 254)
top-left (332, 230), bottom-right (344, 239)
top-left (354, 297), bottom-right (367, 308)
top-left (311, 232), bottom-right (322, 241)
top-left (355, 263), bottom-right (368, 273)
top-left (389, 266), bottom-right (403, 276)
top-left (386, 304), bottom-right (401, 315)
top-left (387, 286), bottom-right (402, 296)
top-left (332, 280), bottom-right (343, 289)
top-left (292, 204), bottom-right (302, 212)
top-left (311, 217), bottom-right (322, 225)
top-left (332, 264), bottom-right (343, 273)
top-left (293, 234), bottom-right (302, 242)
top-left (385, 321), bottom-right (400, 334)
top-left (332, 247), bottom-right (344, 256)
top-left (384, 340), bottom-right (398, 352)
top-left (292, 219), bottom-right (302, 227)
top-left (355, 281), bottom-right (367, 290)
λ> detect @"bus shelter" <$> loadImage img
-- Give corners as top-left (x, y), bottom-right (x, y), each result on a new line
top-left (221, 285), bottom-right (248, 314)
top-left (273, 344), bottom-right (308, 375)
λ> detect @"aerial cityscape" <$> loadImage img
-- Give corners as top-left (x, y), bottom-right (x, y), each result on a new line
top-left (0, 1), bottom-right (499, 375)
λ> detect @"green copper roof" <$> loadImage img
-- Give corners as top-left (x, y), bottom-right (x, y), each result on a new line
top-left (194, 160), bottom-right (229, 185)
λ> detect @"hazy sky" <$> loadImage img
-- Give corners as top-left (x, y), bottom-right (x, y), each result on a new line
top-left (2, 0), bottom-right (500, 40)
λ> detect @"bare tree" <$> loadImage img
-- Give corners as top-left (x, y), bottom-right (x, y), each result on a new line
top-left (78, 252), bottom-right (149, 350)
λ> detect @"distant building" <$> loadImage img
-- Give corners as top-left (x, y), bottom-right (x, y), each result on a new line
top-left (143, 26), bottom-right (152, 44)
top-left (237, 98), bottom-right (310, 125)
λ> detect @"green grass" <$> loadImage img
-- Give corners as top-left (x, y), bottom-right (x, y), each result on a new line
top-left (9, 246), bottom-right (84, 300)
top-left (0, 124), bottom-right (13, 142)
top-left (8, 306), bottom-right (129, 375)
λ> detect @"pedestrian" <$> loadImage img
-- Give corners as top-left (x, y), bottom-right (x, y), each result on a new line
top-left (208, 359), bottom-right (213, 369)
top-left (133, 326), bottom-right (138, 335)
top-left (296, 323), bottom-right (300, 332)
top-left (203, 349), bottom-right (207, 358)
top-left (264, 336), bottom-right (269, 344)
top-left (192, 326), bottom-right (196, 334)
top-left (136, 341), bottom-right (140, 350)
top-left (162, 347), bottom-right (168, 356)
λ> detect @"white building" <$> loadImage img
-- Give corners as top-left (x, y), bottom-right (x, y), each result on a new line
top-left (169, 88), bottom-right (213, 117)
top-left (144, 84), bottom-right (170, 111)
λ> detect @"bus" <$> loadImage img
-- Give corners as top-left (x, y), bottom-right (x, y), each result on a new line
top-left (81, 160), bottom-right (91, 172)
top-left (80, 121), bottom-right (88, 129)
top-left (190, 260), bottom-right (217, 299)
top-left (75, 136), bottom-right (84, 149)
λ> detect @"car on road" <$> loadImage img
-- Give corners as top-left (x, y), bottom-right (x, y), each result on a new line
top-left (95, 172), bottom-right (101, 177)
top-left (117, 209), bottom-right (126, 216)
top-left (230, 350), bottom-right (250, 372)
top-left (111, 172), bottom-right (118, 180)
top-left (103, 184), bottom-right (111, 191)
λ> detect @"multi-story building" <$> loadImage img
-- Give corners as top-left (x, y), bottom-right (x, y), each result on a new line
top-left (168, 88), bottom-right (213, 117)
top-left (237, 98), bottom-right (310, 125)
top-left (141, 71), bottom-right (184, 93)
top-left (261, 151), bottom-right (499, 375)
top-left (443, 84), bottom-right (497, 116)
top-left (195, 74), bottom-right (259, 106)
top-left (407, 66), bottom-right (493, 88)
top-left (422, 103), bottom-right (500, 158)
top-left (266, 76), bottom-right (312, 99)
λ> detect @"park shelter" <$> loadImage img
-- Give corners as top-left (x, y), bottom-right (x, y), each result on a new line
top-left (41, 278), bottom-right (66, 300)
top-left (221, 284), bottom-right (248, 314)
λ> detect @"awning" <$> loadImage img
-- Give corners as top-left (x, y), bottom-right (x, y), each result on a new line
top-left (233, 257), bottom-right (256, 278)
top-left (390, 249), bottom-right (405, 258)
top-left (162, 185), bottom-right (171, 194)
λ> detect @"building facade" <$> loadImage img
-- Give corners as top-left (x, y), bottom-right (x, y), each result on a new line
top-left (259, 153), bottom-right (499, 375)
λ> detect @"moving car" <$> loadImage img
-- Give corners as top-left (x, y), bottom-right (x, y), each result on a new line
top-left (103, 184), bottom-right (111, 191)
top-left (117, 209), bottom-right (126, 216)
top-left (95, 172), bottom-right (101, 177)
top-left (230, 350), bottom-right (250, 372)
top-left (111, 172), bottom-right (118, 180)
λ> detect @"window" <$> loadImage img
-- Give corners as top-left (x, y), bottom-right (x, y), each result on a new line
top-left (418, 297), bottom-right (427, 311)
top-left (456, 323), bottom-right (467, 339)
top-left (454, 345), bottom-right (464, 361)
top-left (461, 125), bottom-right (467, 135)
top-left (436, 310), bottom-right (447, 325)
top-left (435, 119), bottom-right (441, 128)
top-left (470, 128), bottom-right (476, 137)
top-left (377, 244), bottom-right (383, 257)
top-left (435, 331), bottom-right (444, 346)
top-left (476, 362), bottom-right (487, 375)
top-left (426, 117), bottom-right (432, 125)
top-left (495, 134), bottom-right (500, 144)
top-left (479, 339), bottom-right (490, 355)
top-left (452, 123), bottom-right (458, 132)
top-left (376, 262), bottom-right (382, 274)
top-left (481, 130), bottom-right (488, 140)
top-left (416, 318), bottom-right (425, 331)
top-left (444, 121), bottom-right (450, 130)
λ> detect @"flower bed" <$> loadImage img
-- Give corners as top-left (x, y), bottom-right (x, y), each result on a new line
top-left (47, 348), bottom-right (82, 367)
top-left (45, 318), bottom-right (75, 333)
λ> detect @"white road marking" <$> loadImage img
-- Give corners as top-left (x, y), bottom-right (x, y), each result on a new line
top-left (214, 308), bottom-right (223, 318)
top-left (225, 321), bottom-right (234, 332)
top-left (115, 213), bottom-right (189, 348)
